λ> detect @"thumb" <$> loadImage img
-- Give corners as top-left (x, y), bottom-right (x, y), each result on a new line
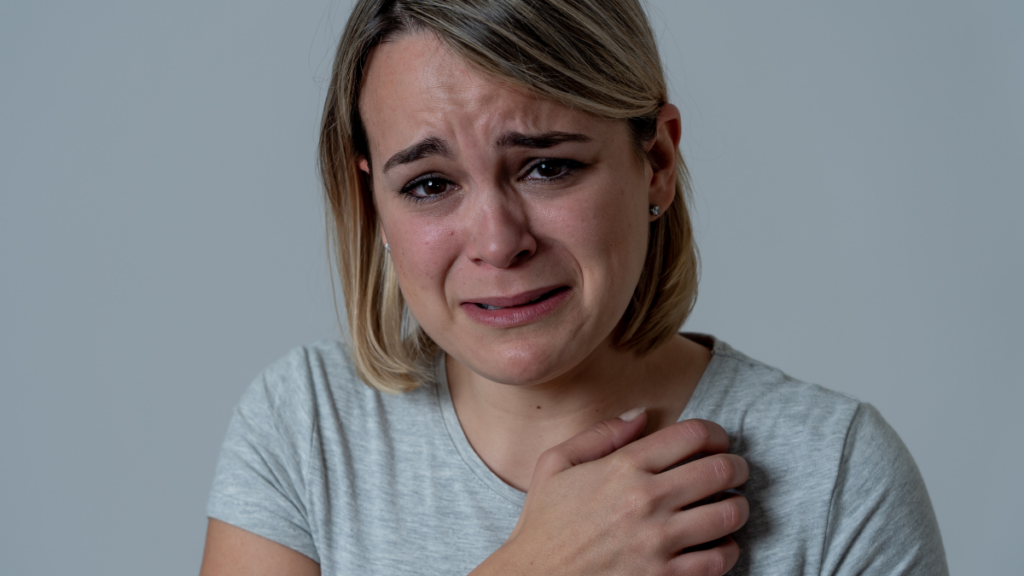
top-left (532, 408), bottom-right (647, 482)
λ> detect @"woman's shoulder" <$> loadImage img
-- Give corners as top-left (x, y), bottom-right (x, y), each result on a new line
top-left (684, 334), bottom-right (871, 502)
top-left (686, 333), bottom-right (918, 471)
top-left (689, 335), bottom-right (947, 574)
top-left (208, 340), bottom-right (445, 559)
top-left (254, 339), bottom-right (358, 397)
top-left (686, 334), bottom-right (862, 436)
top-left (233, 340), bottom-right (438, 437)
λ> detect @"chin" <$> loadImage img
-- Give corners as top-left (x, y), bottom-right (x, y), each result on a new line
top-left (460, 333), bottom-right (593, 387)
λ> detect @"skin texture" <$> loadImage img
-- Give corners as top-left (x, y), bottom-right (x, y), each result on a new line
top-left (199, 31), bottom-right (748, 576)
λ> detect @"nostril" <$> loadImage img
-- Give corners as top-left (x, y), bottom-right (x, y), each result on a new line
top-left (510, 248), bottom-right (533, 265)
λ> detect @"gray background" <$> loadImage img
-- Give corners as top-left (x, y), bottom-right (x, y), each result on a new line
top-left (1, 0), bottom-right (1020, 574)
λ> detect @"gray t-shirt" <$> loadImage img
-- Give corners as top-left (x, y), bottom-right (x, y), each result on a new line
top-left (207, 335), bottom-right (947, 575)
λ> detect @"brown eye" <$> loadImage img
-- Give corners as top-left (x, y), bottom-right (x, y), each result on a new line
top-left (401, 175), bottom-right (456, 201)
top-left (423, 179), bottom-right (448, 195)
top-left (534, 161), bottom-right (563, 178)
top-left (524, 159), bottom-right (581, 182)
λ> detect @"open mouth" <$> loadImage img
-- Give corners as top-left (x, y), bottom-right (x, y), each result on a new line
top-left (472, 287), bottom-right (569, 310)
top-left (473, 287), bottom-right (569, 310)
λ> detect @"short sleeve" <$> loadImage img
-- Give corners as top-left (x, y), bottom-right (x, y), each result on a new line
top-left (821, 403), bottom-right (947, 575)
top-left (206, 350), bottom-right (320, 563)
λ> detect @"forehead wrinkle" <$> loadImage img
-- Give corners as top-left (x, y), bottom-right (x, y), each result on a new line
top-left (363, 32), bottom-right (605, 170)
top-left (417, 54), bottom-right (565, 147)
top-left (361, 34), bottom-right (463, 160)
top-left (495, 131), bottom-right (593, 149)
top-left (460, 96), bottom-right (580, 153)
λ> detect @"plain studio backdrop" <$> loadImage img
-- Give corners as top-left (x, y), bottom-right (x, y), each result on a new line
top-left (1, 1), bottom-right (1020, 574)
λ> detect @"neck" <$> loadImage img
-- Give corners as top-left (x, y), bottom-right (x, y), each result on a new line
top-left (446, 333), bottom-right (711, 491)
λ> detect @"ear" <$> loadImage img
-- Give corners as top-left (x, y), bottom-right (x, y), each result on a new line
top-left (645, 104), bottom-right (682, 221)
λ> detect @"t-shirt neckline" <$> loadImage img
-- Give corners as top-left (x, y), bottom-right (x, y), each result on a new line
top-left (433, 333), bottom-right (727, 505)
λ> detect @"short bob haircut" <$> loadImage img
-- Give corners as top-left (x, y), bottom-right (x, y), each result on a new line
top-left (320, 0), bottom-right (699, 393)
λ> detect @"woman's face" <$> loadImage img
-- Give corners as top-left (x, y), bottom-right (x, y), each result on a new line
top-left (360, 32), bottom-right (674, 386)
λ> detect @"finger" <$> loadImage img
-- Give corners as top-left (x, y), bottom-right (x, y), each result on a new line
top-left (667, 536), bottom-right (740, 576)
top-left (653, 453), bottom-right (749, 510)
top-left (617, 418), bottom-right (730, 473)
top-left (666, 494), bottom-right (749, 553)
top-left (532, 409), bottom-right (648, 482)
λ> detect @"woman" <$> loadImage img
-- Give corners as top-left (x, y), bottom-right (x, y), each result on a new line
top-left (201, 1), bottom-right (946, 574)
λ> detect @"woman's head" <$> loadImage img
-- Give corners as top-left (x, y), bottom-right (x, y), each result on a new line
top-left (321, 0), bottom-right (698, 393)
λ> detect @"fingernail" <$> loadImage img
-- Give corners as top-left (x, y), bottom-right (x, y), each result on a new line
top-left (618, 407), bottom-right (645, 422)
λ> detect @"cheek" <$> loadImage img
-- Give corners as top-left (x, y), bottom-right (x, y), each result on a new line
top-left (386, 216), bottom-right (460, 307)
top-left (551, 179), bottom-right (649, 283)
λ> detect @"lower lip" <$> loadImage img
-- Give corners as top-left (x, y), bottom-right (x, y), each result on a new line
top-left (460, 288), bottom-right (572, 328)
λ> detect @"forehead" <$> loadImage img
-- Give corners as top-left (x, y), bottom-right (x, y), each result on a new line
top-left (358, 32), bottom-right (614, 156)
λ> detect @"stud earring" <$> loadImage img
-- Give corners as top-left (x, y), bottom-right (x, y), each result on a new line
top-left (384, 243), bottom-right (390, 253)
top-left (649, 205), bottom-right (661, 216)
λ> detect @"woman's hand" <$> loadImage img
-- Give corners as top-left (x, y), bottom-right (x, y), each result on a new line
top-left (473, 411), bottom-right (749, 576)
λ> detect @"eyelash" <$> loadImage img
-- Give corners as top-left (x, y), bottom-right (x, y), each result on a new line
top-left (398, 158), bottom-right (585, 203)
top-left (398, 173), bottom-right (453, 202)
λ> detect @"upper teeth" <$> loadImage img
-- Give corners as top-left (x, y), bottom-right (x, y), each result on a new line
top-left (480, 304), bottom-right (503, 310)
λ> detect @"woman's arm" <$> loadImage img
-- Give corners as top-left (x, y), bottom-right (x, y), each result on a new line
top-left (200, 518), bottom-right (320, 576)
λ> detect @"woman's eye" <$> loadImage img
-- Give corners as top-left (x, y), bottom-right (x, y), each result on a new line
top-left (402, 176), bottom-right (455, 200)
top-left (524, 159), bottom-right (578, 181)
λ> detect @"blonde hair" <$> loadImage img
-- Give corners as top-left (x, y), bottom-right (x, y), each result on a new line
top-left (320, 0), bottom-right (699, 393)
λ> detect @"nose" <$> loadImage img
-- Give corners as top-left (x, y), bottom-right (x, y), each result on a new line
top-left (464, 191), bottom-right (537, 269)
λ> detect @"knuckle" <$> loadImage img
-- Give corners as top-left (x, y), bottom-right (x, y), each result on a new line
top-left (678, 419), bottom-right (713, 444)
top-left (620, 484), bottom-right (655, 517)
top-left (637, 481), bottom-right (661, 505)
top-left (579, 421), bottom-right (620, 460)
top-left (608, 479), bottom-right (659, 525)
top-left (705, 549), bottom-right (727, 576)
top-left (589, 419), bottom-right (618, 442)
top-left (536, 447), bottom-right (564, 470)
top-left (707, 454), bottom-right (737, 485)
top-left (719, 498), bottom-right (746, 531)
top-left (608, 446), bottom-right (643, 473)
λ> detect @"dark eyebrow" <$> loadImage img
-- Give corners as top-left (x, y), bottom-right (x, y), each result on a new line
top-left (382, 136), bottom-right (453, 173)
top-left (495, 131), bottom-right (592, 149)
